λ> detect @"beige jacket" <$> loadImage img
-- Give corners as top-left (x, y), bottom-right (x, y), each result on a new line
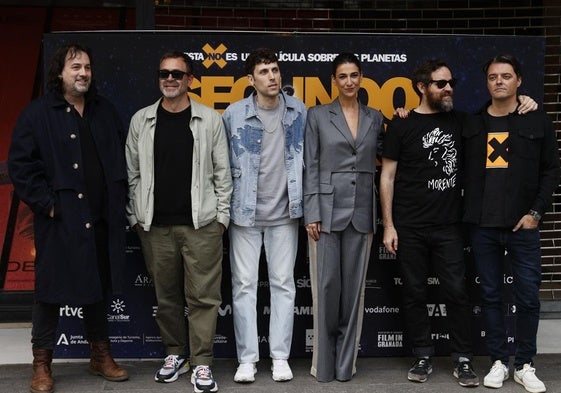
top-left (126, 97), bottom-right (232, 231)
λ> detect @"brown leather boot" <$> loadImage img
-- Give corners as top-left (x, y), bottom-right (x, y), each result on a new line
top-left (30, 348), bottom-right (54, 393)
top-left (89, 340), bottom-right (128, 381)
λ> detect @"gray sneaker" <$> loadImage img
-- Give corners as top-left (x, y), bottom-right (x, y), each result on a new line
top-left (155, 355), bottom-right (189, 383)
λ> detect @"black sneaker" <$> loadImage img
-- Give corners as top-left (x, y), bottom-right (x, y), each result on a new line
top-left (155, 354), bottom-right (189, 383)
top-left (454, 360), bottom-right (480, 387)
top-left (408, 358), bottom-right (432, 383)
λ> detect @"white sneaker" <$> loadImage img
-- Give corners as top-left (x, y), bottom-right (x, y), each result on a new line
top-left (271, 359), bottom-right (293, 382)
top-left (234, 362), bottom-right (256, 383)
top-left (514, 364), bottom-right (546, 393)
top-left (484, 360), bottom-right (509, 388)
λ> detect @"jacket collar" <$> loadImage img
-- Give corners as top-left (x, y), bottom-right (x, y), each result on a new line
top-left (328, 99), bottom-right (373, 147)
top-left (145, 94), bottom-right (203, 120)
top-left (244, 90), bottom-right (295, 120)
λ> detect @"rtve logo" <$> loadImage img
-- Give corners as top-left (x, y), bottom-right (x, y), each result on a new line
top-left (202, 43), bottom-right (228, 69)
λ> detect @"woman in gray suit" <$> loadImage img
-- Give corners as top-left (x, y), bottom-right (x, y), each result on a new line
top-left (303, 53), bottom-right (384, 382)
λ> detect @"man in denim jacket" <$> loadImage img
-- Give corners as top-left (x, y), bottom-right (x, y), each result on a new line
top-left (222, 48), bottom-right (306, 383)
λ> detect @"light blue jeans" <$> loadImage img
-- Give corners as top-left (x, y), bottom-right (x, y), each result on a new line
top-left (229, 221), bottom-right (298, 363)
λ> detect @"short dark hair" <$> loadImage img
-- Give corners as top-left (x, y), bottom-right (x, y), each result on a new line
top-left (47, 43), bottom-right (93, 94)
top-left (245, 48), bottom-right (278, 76)
top-left (483, 53), bottom-right (522, 78)
top-left (331, 52), bottom-right (362, 76)
top-left (160, 51), bottom-right (194, 75)
top-left (411, 59), bottom-right (450, 97)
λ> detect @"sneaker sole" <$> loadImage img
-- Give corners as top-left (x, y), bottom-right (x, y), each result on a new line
top-left (408, 367), bottom-right (432, 383)
top-left (407, 375), bottom-right (428, 383)
top-left (234, 367), bottom-right (257, 383)
top-left (193, 383), bottom-right (218, 393)
top-left (234, 376), bottom-right (255, 383)
top-left (155, 365), bottom-right (189, 383)
top-left (514, 375), bottom-right (546, 393)
top-left (272, 374), bottom-right (293, 382)
top-left (453, 370), bottom-right (480, 387)
top-left (192, 379), bottom-right (218, 393)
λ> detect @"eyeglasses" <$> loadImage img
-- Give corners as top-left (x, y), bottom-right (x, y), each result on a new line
top-left (158, 69), bottom-right (188, 80)
top-left (429, 78), bottom-right (457, 89)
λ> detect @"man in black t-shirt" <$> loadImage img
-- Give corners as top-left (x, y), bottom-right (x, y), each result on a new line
top-left (462, 54), bottom-right (560, 393)
top-left (126, 51), bottom-right (232, 393)
top-left (380, 60), bottom-right (478, 388)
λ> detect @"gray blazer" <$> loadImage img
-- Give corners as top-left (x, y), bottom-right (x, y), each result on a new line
top-left (303, 99), bottom-right (384, 233)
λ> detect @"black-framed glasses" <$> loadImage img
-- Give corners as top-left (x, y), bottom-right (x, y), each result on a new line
top-left (429, 78), bottom-right (457, 89)
top-left (158, 69), bottom-right (188, 80)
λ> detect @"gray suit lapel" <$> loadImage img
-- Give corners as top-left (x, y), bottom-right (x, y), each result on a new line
top-left (354, 105), bottom-right (372, 148)
top-left (329, 101), bottom-right (355, 147)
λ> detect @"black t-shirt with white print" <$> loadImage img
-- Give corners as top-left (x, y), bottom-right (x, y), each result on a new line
top-left (383, 110), bottom-right (465, 227)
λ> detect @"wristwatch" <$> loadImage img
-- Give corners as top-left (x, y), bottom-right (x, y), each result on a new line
top-left (528, 209), bottom-right (542, 221)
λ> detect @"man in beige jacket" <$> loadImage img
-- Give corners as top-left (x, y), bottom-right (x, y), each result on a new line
top-left (126, 51), bottom-right (232, 393)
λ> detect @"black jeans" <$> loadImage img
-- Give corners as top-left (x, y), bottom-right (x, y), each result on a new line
top-left (397, 223), bottom-right (472, 361)
top-left (31, 300), bottom-right (110, 350)
top-left (31, 221), bottom-right (111, 350)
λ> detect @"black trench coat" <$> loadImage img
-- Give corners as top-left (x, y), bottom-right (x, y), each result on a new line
top-left (8, 91), bottom-right (127, 305)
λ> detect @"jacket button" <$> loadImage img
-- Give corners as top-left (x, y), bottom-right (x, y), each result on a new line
top-left (66, 107), bottom-right (71, 113)
top-left (70, 133), bottom-right (77, 139)
top-left (77, 193), bottom-right (84, 199)
top-left (85, 222), bottom-right (92, 229)
top-left (351, 180), bottom-right (356, 185)
top-left (72, 163), bottom-right (79, 169)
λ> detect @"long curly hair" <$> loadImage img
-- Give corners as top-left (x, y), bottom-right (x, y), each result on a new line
top-left (46, 43), bottom-right (93, 94)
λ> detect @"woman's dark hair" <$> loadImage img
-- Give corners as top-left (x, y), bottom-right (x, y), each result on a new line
top-left (331, 52), bottom-right (361, 76)
top-left (47, 43), bottom-right (93, 94)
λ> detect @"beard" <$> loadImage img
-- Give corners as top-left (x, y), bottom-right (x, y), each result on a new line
top-left (427, 91), bottom-right (454, 112)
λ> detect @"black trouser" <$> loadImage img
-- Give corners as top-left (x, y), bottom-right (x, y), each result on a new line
top-left (31, 300), bottom-right (109, 350)
top-left (32, 221), bottom-right (111, 350)
top-left (397, 223), bottom-right (472, 361)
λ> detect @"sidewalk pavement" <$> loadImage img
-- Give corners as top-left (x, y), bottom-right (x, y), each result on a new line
top-left (2, 355), bottom-right (561, 393)
top-left (2, 321), bottom-right (561, 392)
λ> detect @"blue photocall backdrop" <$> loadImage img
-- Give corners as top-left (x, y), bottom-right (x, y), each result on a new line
top-left (42, 31), bottom-right (544, 359)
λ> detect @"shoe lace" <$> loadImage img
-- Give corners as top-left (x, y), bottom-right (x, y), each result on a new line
top-left (163, 355), bottom-right (179, 369)
top-left (520, 365), bottom-right (536, 376)
top-left (490, 362), bottom-right (504, 374)
top-left (195, 366), bottom-right (212, 380)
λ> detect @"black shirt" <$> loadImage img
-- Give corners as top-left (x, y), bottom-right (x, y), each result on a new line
top-left (78, 106), bottom-right (107, 224)
top-left (383, 110), bottom-right (464, 227)
top-left (479, 113), bottom-right (509, 227)
top-left (152, 103), bottom-right (194, 226)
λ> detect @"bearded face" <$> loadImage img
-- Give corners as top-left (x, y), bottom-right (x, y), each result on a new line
top-left (426, 87), bottom-right (454, 112)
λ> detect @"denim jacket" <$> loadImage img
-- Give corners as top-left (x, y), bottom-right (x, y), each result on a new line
top-left (222, 91), bottom-right (307, 226)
